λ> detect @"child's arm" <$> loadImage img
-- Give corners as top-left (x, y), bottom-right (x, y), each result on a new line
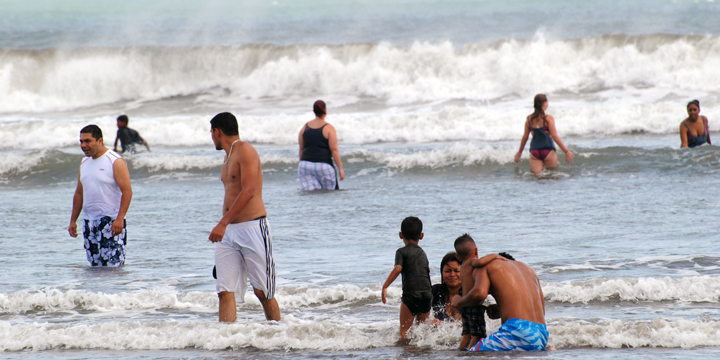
top-left (467, 253), bottom-right (508, 269)
top-left (381, 265), bottom-right (402, 304)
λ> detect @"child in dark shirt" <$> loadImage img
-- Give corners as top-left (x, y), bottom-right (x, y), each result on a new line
top-left (382, 216), bottom-right (432, 339)
top-left (113, 115), bottom-right (150, 154)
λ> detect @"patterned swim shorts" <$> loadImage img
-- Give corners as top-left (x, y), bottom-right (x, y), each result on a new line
top-left (83, 216), bottom-right (126, 267)
top-left (469, 318), bottom-right (548, 351)
top-left (298, 160), bottom-right (337, 190)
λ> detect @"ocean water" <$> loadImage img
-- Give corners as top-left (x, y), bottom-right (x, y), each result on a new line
top-left (1, 0), bottom-right (720, 359)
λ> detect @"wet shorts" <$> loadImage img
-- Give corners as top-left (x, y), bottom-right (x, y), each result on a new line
top-left (469, 318), bottom-right (549, 352)
top-left (530, 149), bottom-right (553, 161)
top-left (298, 160), bottom-right (336, 190)
top-left (461, 305), bottom-right (487, 337)
top-left (83, 216), bottom-right (126, 267)
top-left (215, 217), bottom-right (276, 302)
top-left (402, 293), bottom-right (432, 316)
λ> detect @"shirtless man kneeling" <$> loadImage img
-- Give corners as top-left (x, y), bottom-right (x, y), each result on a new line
top-left (451, 234), bottom-right (549, 351)
top-left (208, 112), bottom-right (280, 322)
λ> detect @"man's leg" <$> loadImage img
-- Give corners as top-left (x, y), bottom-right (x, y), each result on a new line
top-left (218, 291), bottom-right (237, 322)
top-left (253, 287), bottom-right (280, 321)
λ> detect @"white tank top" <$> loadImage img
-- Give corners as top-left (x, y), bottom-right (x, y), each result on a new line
top-left (80, 149), bottom-right (123, 220)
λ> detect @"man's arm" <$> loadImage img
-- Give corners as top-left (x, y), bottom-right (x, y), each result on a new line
top-left (381, 265), bottom-right (402, 304)
top-left (467, 254), bottom-right (507, 269)
top-left (112, 159), bottom-right (133, 236)
top-left (453, 266), bottom-right (491, 308)
top-left (68, 171), bottom-right (83, 237)
top-left (209, 144), bottom-right (259, 243)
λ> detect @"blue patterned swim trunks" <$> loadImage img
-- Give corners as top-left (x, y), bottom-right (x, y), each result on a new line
top-left (469, 318), bottom-right (548, 351)
top-left (83, 216), bottom-right (126, 267)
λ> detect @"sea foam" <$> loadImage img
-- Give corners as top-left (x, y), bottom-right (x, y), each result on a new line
top-left (1, 35), bottom-right (720, 113)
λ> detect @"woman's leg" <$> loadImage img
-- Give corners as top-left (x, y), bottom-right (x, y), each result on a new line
top-left (543, 150), bottom-right (559, 170)
top-left (529, 156), bottom-right (545, 175)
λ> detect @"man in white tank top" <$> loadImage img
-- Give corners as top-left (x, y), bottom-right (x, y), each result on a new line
top-left (68, 125), bottom-right (133, 266)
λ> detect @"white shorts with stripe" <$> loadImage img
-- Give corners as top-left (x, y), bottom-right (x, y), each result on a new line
top-left (298, 160), bottom-right (336, 190)
top-left (215, 217), bottom-right (275, 302)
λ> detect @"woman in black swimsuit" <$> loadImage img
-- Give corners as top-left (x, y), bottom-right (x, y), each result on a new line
top-left (431, 252), bottom-right (463, 323)
top-left (297, 100), bottom-right (345, 190)
top-left (514, 94), bottom-right (574, 175)
top-left (680, 100), bottom-right (711, 148)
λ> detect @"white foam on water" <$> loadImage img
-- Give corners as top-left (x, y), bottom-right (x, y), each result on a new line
top-left (1, 35), bottom-right (720, 113)
top-left (543, 276), bottom-right (720, 303)
top-left (4, 276), bottom-right (720, 318)
top-left (0, 286), bottom-right (398, 315)
top-left (345, 143), bottom-right (519, 170)
top-left (2, 316), bottom-right (719, 351)
top-left (0, 317), bottom-right (398, 351)
top-left (551, 317), bottom-right (720, 349)
top-left (1, 99), bottom-right (718, 151)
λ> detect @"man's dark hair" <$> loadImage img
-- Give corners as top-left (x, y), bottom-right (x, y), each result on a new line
top-left (117, 115), bottom-right (129, 124)
top-left (454, 233), bottom-right (476, 260)
top-left (400, 216), bottom-right (422, 241)
top-left (499, 252), bottom-right (515, 261)
top-left (210, 112), bottom-right (239, 136)
top-left (80, 124), bottom-right (103, 140)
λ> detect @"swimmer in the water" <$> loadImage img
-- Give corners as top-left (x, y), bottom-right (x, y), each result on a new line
top-left (680, 100), bottom-right (711, 148)
top-left (514, 94), bottom-right (574, 176)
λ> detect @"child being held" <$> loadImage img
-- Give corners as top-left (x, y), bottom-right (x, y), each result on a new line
top-left (381, 216), bottom-right (432, 339)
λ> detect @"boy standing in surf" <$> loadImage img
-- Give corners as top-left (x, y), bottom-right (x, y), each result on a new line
top-left (113, 115), bottom-right (150, 154)
top-left (381, 216), bottom-right (432, 339)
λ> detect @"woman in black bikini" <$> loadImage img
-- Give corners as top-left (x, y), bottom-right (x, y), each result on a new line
top-left (514, 94), bottom-right (574, 175)
top-left (680, 100), bottom-right (711, 148)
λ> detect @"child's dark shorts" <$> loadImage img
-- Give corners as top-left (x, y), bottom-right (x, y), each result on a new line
top-left (402, 293), bottom-right (432, 316)
top-left (462, 305), bottom-right (487, 337)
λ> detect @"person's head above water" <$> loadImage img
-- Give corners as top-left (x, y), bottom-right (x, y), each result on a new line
top-left (686, 100), bottom-right (701, 120)
top-left (531, 94), bottom-right (548, 122)
top-left (116, 115), bottom-right (129, 128)
top-left (687, 99), bottom-right (700, 110)
top-left (400, 216), bottom-right (423, 241)
top-left (453, 233), bottom-right (477, 261)
top-left (313, 100), bottom-right (327, 118)
top-left (440, 251), bottom-right (462, 288)
top-left (79, 124), bottom-right (105, 157)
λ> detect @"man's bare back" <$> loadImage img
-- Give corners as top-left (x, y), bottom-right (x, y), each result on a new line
top-left (221, 140), bottom-right (266, 224)
top-left (454, 258), bottom-right (545, 325)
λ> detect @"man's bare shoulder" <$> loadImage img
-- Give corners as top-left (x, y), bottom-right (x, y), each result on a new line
top-left (232, 141), bottom-right (260, 163)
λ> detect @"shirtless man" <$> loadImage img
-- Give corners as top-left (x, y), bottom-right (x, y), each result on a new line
top-left (451, 234), bottom-right (549, 351)
top-left (208, 112), bottom-right (280, 322)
